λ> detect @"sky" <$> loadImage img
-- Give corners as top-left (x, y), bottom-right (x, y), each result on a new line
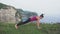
top-left (0, 0), bottom-right (60, 22)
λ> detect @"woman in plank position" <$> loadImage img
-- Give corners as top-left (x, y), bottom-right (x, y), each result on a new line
top-left (15, 13), bottom-right (44, 29)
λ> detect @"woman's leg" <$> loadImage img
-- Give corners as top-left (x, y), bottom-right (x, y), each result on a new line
top-left (17, 18), bottom-right (30, 26)
top-left (15, 18), bottom-right (31, 29)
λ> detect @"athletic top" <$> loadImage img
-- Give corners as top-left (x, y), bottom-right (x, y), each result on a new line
top-left (30, 16), bottom-right (37, 21)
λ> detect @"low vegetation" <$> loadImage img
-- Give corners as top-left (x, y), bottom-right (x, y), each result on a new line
top-left (0, 22), bottom-right (60, 34)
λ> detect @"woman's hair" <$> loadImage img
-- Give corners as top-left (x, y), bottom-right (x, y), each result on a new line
top-left (40, 14), bottom-right (44, 18)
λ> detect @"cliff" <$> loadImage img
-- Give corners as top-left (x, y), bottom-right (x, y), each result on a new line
top-left (0, 3), bottom-right (37, 23)
top-left (0, 3), bottom-right (17, 23)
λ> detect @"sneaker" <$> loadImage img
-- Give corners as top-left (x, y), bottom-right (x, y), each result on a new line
top-left (15, 24), bottom-right (18, 29)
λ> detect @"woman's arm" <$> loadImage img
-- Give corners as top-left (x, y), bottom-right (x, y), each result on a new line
top-left (37, 19), bottom-right (40, 29)
top-left (36, 16), bottom-right (40, 29)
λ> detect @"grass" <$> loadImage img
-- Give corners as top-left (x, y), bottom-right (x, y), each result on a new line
top-left (0, 22), bottom-right (60, 34)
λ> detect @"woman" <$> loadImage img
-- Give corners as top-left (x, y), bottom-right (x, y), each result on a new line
top-left (15, 14), bottom-right (44, 29)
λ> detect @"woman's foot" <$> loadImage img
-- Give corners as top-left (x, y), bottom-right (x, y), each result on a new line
top-left (37, 27), bottom-right (42, 30)
top-left (15, 24), bottom-right (18, 29)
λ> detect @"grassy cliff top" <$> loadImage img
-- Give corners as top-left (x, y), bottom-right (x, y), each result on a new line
top-left (0, 3), bottom-right (16, 9)
top-left (0, 22), bottom-right (60, 34)
top-left (0, 3), bottom-right (8, 9)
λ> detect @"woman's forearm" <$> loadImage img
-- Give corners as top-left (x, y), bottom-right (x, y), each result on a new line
top-left (36, 20), bottom-right (40, 28)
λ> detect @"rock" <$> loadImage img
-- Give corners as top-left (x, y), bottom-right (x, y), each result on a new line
top-left (0, 5), bottom-right (17, 23)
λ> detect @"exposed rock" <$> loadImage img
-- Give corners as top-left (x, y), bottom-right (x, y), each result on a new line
top-left (0, 6), bottom-right (17, 23)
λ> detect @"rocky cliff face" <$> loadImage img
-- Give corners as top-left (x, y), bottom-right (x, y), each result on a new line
top-left (0, 3), bottom-right (38, 23)
top-left (0, 6), bottom-right (17, 23)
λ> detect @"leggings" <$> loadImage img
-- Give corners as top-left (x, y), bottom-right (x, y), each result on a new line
top-left (17, 18), bottom-right (31, 26)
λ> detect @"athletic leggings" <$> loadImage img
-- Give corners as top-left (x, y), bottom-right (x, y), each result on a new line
top-left (17, 18), bottom-right (31, 26)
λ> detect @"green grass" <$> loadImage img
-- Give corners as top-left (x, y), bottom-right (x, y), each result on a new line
top-left (0, 22), bottom-right (60, 34)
